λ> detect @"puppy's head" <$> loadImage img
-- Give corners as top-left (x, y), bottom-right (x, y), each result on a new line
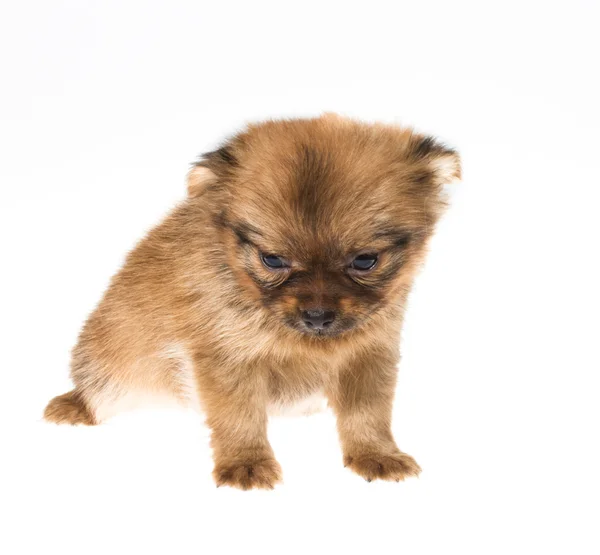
top-left (189, 115), bottom-right (460, 339)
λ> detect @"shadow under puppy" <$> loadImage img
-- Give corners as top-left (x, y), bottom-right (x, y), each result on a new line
top-left (45, 114), bottom-right (460, 490)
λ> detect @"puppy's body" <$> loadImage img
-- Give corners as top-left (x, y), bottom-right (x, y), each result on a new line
top-left (45, 114), bottom-right (460, 489)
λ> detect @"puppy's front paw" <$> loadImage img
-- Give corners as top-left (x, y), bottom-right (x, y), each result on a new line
top-left (213, 458), bottom-right (282, 490)
top-left (344, 451), bottom-right (421, 482)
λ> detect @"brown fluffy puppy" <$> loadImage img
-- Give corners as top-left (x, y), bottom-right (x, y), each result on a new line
top-left (45, 114), bottom-right (460, 490)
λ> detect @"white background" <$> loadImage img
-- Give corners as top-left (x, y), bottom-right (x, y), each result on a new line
top-left (1, 1), bottom-right (599, 553)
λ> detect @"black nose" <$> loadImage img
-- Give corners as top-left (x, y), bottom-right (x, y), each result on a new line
top-left (301, 309), bottom-right (336, 330)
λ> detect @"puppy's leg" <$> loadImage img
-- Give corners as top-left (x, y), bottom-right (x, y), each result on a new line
top-left (196, 358), bottom-right (281, 490)
top-left (327, 348), bottom-right (421, 482)
top-left (44, 367), bottom-right (125, 426)
top-left (44, 344), bottom-right (132, 426)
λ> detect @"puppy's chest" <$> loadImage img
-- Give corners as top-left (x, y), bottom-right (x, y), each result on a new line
top-left (266, 354), bottom-right (341, 404)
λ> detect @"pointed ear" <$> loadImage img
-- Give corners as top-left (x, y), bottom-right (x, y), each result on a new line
top-left (186, 165), bottom-right (218, 197)
top-left (186, 144), bottom-right (239, 197)
top-left (409, 135), bottom-right (461, 184)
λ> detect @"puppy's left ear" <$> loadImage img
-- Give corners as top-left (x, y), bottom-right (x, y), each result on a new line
top-left (409, 135), bottom-right (462, 184)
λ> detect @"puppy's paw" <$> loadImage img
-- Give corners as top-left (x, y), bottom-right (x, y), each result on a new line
top-left (44, 391), bottom-right (97, 426)
top-left (213, 458), bottom-right (282, 490)
top-left (344, 451), bottom-right (421, 482)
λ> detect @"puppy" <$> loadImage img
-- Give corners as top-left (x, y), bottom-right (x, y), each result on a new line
top-left (44, 114), bottom-right (460, 490)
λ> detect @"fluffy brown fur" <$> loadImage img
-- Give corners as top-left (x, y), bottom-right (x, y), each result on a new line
top-left (45, 114), bottom-right (460, 490)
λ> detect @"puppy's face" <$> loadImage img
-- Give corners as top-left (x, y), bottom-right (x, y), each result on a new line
top-left (189, 115), bottom-right (460, 339)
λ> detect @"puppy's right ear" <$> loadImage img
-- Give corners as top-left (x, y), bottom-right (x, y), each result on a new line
top-left (187, 165), bottom-right (218, 197)
top-left (187, 145), bottom-right (239, 197)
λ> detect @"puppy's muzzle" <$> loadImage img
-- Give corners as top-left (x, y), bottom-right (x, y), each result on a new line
top-left (300, 309), bottom-right (336, 331)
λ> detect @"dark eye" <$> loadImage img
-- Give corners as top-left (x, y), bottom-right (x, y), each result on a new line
top-left (350, 253), bottom-right (378, 271)
top-left (261, 253), bottom-right (288, 269)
